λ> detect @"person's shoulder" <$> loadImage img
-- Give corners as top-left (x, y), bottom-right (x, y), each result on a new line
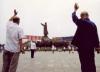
top-left (6, 21), bottom-right (13, 26)
top-left (88, 20), bottom-right (97, 29)
top-left (33, 42), bottom-right (36, 45)
top-left (89, 20), bottom-right (95, 24)
top-left (33, 43), bottom-right (36, 46)
top-left (7, 21), bottom-right (13, 24)
top-left (72, 11), bottom-right (76, 15)
top-left (89, 20), bottom-right (96, 26)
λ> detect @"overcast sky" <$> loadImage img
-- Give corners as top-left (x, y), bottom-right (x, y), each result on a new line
top-left (0, 0), bottom-right (100, 43)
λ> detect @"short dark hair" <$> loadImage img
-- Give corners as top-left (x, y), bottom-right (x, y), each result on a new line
top-left (13, 17), bottom-right (20, 24)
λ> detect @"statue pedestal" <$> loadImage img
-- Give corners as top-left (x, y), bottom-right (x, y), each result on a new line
top-left (42, 36), bottom-right (51, 42)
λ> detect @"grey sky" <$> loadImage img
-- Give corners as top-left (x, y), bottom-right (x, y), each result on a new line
top-left (0, 0), bottom-right (100, 43)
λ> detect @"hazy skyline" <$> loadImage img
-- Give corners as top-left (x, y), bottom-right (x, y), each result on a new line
top-left (0, 0), bottom-right (100, 43)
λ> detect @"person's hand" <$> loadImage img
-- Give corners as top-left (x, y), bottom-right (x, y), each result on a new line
top-left (74, 3), bottom-right (79, 11)
top-left (14, 9), bottom-right (18, 16)
top-left (20, 48), bottom-right (25, 54)
top-left (95, 48), bottom-right (100, 54)
top-left (9, 9), bottom-right (18, 21)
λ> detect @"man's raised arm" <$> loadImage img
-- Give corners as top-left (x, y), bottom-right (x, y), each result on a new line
top-left (72, 3), bottom-right (79, 25)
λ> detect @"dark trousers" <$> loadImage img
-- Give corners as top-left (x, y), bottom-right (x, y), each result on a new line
top-left (0, 47), bottom-right (2, 53)
top-left (2, 50), bottom-right (20, 72)
top-left (78, 47), bottom-right (96, 72)
top-left (31, 49), bottom-right (35, 58)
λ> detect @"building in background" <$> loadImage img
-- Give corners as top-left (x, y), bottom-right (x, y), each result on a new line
top-left (23, 35), bottom-right (42, 42)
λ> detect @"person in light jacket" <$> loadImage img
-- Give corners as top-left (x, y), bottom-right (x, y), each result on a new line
top-left (30, 41), bottom-right (36, 58)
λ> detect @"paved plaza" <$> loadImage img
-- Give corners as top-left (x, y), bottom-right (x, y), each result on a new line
top-left (0, 51), bottom-right (100, 72)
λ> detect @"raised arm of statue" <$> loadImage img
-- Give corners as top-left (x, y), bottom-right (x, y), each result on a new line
top-left (41, 23), bottom-right (45, 26)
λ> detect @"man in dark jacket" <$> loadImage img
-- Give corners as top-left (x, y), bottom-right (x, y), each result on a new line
top-left (71, 3), bottom-right (100, 72)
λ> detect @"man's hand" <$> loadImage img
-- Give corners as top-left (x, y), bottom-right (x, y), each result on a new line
top-left (9, 9), bottom-right (18, 21)
top-left (95, 48), bottom-right (100, 54)
top-left (14, 9), bottom-right (18, 16)
top-left (74, 3), bottom-right (79, 11)
top-left (19, 39), bottom-right (25, 54)
top-left (20, 48), bottom-right (25, 54)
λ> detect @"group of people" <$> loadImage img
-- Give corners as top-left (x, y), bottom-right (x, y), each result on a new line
top-left (2, 3), bottom-right (100, 72)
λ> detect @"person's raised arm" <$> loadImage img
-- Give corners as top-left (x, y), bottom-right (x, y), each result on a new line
top-left (72, 3), bottom-right (79, 25)
top-left (9, 9), bottom-right (18, 21)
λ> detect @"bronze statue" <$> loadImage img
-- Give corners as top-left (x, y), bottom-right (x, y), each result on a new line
top-left (41, 22), bottom-right (48, 37)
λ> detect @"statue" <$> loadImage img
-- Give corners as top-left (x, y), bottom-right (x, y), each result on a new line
top-left (41, 22), bottom-right (48, 37)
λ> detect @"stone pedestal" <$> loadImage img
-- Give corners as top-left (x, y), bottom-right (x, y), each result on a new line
top-left (42, 36), bottom-right (51, 42)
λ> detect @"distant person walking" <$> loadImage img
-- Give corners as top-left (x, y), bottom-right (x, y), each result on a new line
top-left (52, 45), bottom-right (56, 54)
top-left (2, 10), bottom-right (24, 72)
top-left (0, 44), bottom-right (1, 52)
top-left (30, 41), bottom-right (36, 58)
top-left (71, 3), bottom-right (100, 72)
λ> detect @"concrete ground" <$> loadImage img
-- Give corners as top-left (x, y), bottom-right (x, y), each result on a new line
top-left (0, 51), bottom-right (100, 72)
